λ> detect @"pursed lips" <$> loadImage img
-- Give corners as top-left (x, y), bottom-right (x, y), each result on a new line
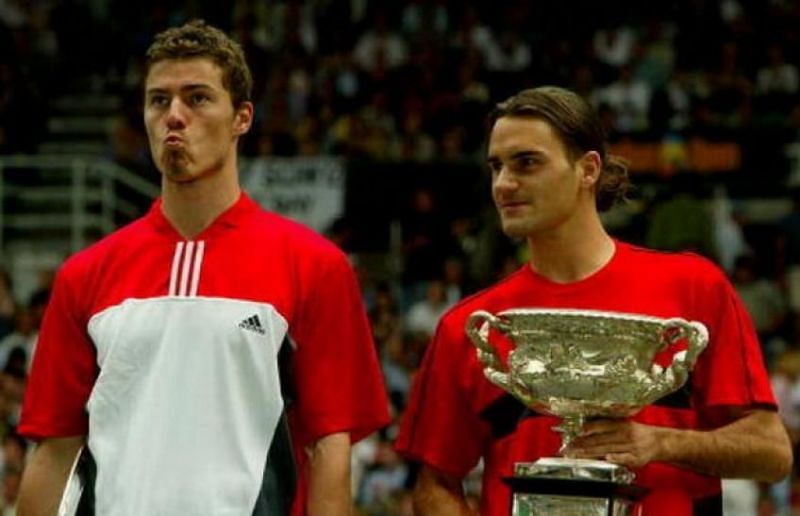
top-left (164, 134), bottom-right (184, 146)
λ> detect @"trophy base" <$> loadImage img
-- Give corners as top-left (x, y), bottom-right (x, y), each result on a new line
top-left (505, 459), bottom-right (647, 516)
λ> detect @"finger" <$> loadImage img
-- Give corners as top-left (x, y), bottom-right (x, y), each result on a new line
top-left (579, 419), bottom-right (627, 436)
top-left (564, 443), bottom-right (631, 458)
top-left (561, 446), bottom-right (607, 460)
top-left (604, 452), bottom-right (639, 467)
top-left (570, 432), bottom-right (628, 448)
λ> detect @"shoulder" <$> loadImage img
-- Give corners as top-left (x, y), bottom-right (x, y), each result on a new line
top-left (620, 242), bottom-right (726, 284)
top-left (437, 268), bottom-right (530, 334)
top-left (59, 217), bottom-right (152, 281)
top-left (618, 242), bottom-right (736, 318)
top-left (250, 209), bottom-right (350, 268)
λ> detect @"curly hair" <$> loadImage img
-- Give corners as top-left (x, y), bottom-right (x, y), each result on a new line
top-left (145, 19), bottom-right (252, 108)
top-left (488, 86), bottom-right (631, 212)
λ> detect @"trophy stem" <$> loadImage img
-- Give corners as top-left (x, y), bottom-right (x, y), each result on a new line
top-left (554, 414), bottom-right (585, 453)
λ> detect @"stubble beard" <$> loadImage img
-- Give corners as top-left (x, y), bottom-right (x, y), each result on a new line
top-left (497, 205), bottom-right (536, 239)
top-left (162, 148), bottom-right (191, 179)
top-left (501, 219), bottom-right (533, 239)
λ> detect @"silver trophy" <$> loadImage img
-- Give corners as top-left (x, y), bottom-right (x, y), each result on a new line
top-left (466, 308), bottom-right (708, 516)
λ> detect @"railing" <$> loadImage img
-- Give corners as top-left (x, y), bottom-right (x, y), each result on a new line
top-left (0, 156), bottom-right (159, 255)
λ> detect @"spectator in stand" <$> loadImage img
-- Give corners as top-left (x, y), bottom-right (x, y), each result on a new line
top-left (777, 187), bottom-right (800, 330)
top-left (703, 41), bottom-right (752, 129)
top-left (710, 186), bottom-right (750, 274)
top-left (756, 42), bottom-right (799, 98)
top-left (0, 306), bottom-right (37, 372)
top-left (483, 30), bottom-right (531, 73)
top-left (448, 6), bottom-right (494, 61)
top-left (369, 282), bottom-right (402, 347)
top-left (632, 19), bottom-right (676, 91)
top-left (442, 256), bottom-right (469, 306)
top-left (389, 104), bottom-right (436, 162)
top-left (0, 351), bottom-right (25, 428)
top-left (357, 437), bottom-right (410, 512)
top-left (649, 66), bottom-right (695, 134)
top-left (592, 23), bottom-right (637, 82)
top-left (353, 10), bottom-right (408, 74)
top-left (755, 42), bottom-right (799, 124)
top-left (357, 91), bottom-right (396, 159)
top-left (381, 331), bottom-right (412, 413)
top-left (595, 64), bottom-right (652, 133)
top-left (405, 279), bottom-right (452, 339)
top-left (646, 174), bottom-right (715, 258)
top-left (731, 254), bottom-right (787, 367)
top-left (400, 0), bottom-right (449, 44)
top-left (401, 187), bottom-right (450, 291)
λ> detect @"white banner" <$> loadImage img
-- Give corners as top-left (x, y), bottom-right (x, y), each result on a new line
top-left (241, 157), bottom-right (345, 233)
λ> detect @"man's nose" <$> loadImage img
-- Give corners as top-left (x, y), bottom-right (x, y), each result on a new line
top-left (493, 166), bottom-right (518, 192)
top-left (166, 98), bottom-right (187, 129)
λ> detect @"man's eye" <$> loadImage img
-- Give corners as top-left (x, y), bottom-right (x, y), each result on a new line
top-left (190, 93), bottom-right (209, 105)
top-left (149, 96), bottom-right (168, 107)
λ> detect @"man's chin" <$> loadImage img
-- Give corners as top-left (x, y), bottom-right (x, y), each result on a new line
top-left (500, 222), bottom-right (532, 239)
top-left (161, 158), bottom-right (194, 181)
top-left (162, 170), bottom-right (199, 184)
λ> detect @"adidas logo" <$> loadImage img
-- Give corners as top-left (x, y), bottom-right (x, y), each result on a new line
top-left (239, 314), bottom-right (266, 335)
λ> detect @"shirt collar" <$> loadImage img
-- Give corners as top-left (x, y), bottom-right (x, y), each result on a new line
top-left (146, 191), bottom-right (259, 237)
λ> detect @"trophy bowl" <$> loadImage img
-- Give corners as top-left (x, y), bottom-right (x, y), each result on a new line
top-left (466, 308), bottom-right (708, 446)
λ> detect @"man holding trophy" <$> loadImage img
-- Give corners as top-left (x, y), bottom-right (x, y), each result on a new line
top-left (396, 86), bottom-right (792, 515)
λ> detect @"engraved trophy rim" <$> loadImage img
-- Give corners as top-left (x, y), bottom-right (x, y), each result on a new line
top-left (491, 307), bottom-right (686, 324)
top-left (466, 308), bottom-right (709, 446)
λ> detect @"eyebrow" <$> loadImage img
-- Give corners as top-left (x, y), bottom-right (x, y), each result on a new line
top-left (486, 149), bottom-right (545, 163)
top-left (510, 150), bottom-right (544, 160)
top-left (145, 83), bottom-right (216, 96)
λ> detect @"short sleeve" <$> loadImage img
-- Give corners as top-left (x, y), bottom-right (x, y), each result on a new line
top-left (19, 261), bottom-right (98, 440)
top-left (395, 313), bottom-right (489, 478)
top-left (691, 270), bottom-right (776, 411)
top-left (287, 250), bottom-right (390, 447)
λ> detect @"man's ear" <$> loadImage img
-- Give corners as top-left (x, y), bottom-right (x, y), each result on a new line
top-left (233, 101), bottom-right (254, 136)
top-left (578, 150), bottom-right (603, 188)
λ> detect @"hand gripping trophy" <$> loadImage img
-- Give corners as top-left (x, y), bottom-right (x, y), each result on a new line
top-left (467, 308), bottom-right (708, 516)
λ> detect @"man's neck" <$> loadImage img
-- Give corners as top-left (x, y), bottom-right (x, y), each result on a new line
top-left (526, 213), bottom-right (615, 284)
top-left (160, 173), bottom-right (241, 240)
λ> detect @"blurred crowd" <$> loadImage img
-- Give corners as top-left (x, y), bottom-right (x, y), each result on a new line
top-left (2, 1), bottom-right (800, 164)
top-left (2, 0), bottom-right (800, 515)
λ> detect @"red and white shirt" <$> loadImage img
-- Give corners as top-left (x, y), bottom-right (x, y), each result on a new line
top-left (20, 192), bottom-right (390, 515)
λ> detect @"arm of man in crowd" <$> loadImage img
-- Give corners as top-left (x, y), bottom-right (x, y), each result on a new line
top-left (413, 465), bottom-right (478, 516)
top-left (565, 408), bottom-right (792, 482)
top-left (306, 431), bottom-right (353, 516)
top-left (18, 436), bottom-right (85, 516)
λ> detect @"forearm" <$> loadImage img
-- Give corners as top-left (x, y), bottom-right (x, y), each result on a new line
top-left (413, 466), bottom-right (478, 516)
top-left (658, 410), bottom-right (792, 482)
top-left (306, 432), bottom-right (353, 516)
top-left (19, 436), bottom-right (85, 516)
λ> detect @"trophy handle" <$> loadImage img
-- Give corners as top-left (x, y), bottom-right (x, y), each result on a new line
top-left (659, 318), bottom-right (709, 387)
top-left (466, 310), bottom-right (513, 392)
